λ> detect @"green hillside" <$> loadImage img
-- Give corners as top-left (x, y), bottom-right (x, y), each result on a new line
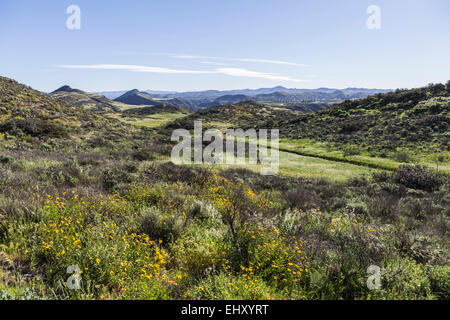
top-left (50, 85), bottom-right (126, 113)
top-left (280, 83), bottom-right (450, 154)
top-left (0, 76), bottom-right (167, 155)
top-left (163, 100), bottom-right (301, 132)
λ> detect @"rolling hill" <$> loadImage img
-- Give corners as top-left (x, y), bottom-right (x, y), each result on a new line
top-left (114, 89), bottom-right (159, 106)
top-left (50, 85), bottom-right (123, 113)
top-left (0, 76), bottom-right (164, 154)
top-left (279, 82), bottom-right (450, 153)
top-left (162, 100), bottom-right (301, 133)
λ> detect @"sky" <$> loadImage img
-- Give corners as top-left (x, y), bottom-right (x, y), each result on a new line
top-left (0, 0), bottom-right (449, 92)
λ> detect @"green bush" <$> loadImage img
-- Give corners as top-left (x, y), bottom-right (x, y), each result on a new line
top-left (427, 265), bottom-right (450, 300)
top-left (102, 166), bottom-right (133, 192)
top-left (393, 165), bottom-right (443, 191)
top-left (139, 206), bottom-right (184, 243)
top-left (185, 273), bottom-right (277, 300)
top-left (373, 258), bottom-right (434, 300)
top-left (170, 223), bottom-right (224, 277)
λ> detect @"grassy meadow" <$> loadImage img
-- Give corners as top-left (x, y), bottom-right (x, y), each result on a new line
top-left (106, 112), bottom-right (188, 128)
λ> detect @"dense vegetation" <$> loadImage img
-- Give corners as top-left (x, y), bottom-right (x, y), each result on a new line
top-left (163, 101), bottom-right (301, 132)
top-left (123, 104), bottom-right (190, 116)
top-left (280, 83), bottom-right (450, 155)
top-left (0, 77), bottom-right (448, 300)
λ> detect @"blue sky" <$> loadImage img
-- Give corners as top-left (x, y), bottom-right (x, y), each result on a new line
top-left (1, 0), bottom-right (449, 92)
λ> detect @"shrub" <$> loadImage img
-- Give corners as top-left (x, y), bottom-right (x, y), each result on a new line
top-left (185, 273), bottom-right (276, 300)
top-left (397, 197), bottom-right (439, 221)
top-left (147, 162), bottom-right (211, 186)
top-left (393, 165), bottom-right (443, 191)
top-left (395, 152), bottom-right (411, 163)
top-left (204, 174), bottom-right (271, 252)
top-left (101, 166), bottom-right (133, 192)
top-left (343, 147), bottom-right (361, 157)
top-left (211, 222), bottom-right (309, 298)
top-left (170, 223), bottom-right (224, 277)
top-left (139, 206), bottom-right (184, 243)
top-left (408, 235), bottom-right (443, 264)
top-left (366, 192), bottom-right (399, 220)
top-left (131, 149), bottom-right (154, 161)
top-left (187, 200), bottom-right (219, 223)
top-left (286, 186), bottom-right (317, 211)
top-left (372, 258), bottom-right (433, 300)
top-left (276, 209), bottom-right (304, 237)
top-left (0, 118), bottom-right (68, 139)
top-left (427, 265), bottom-right (450, 300)
top-left (345, 201), bottom-right (369, 217)
top-left (0, 155), bottom-right (12, 164)
top-left (372, 171), bottom-right (390, 183)
top-left (34, 195), bottom-right (177, 299)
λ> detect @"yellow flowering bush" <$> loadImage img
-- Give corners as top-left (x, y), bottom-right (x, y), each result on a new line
top-left (35, 192), bottom-right (180, 298)
top-left (24, 174), bottom-right (311, 300)
top-left (241, 226), bottom-right (308, 292)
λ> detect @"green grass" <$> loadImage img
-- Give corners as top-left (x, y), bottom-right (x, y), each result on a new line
top-left (279, 138), bottom-right (450, 173)
top-left (178, 148), bottom-right (378, 182)
top-left (155, 112), bottom-right (449, 175)
top-left (106, 112), bottom-right (188, 128)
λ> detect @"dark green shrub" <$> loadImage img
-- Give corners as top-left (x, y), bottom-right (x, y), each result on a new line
top-left (132, 149), bottom-right (155, 161)
top-left (101, 166), bottom-right (133, 192)
top-left (367, 192), bottom-right (398, 220)
top-left (139, 206), bottom-right (184, 243)
top-left (0, 155), bottom-right (12, 164)
top-left (395, 152), bottom-right (411, 163)
top-left (428, 265), bottom-right (450, 300)
top-left (393, 165), bottom-right (443, 191)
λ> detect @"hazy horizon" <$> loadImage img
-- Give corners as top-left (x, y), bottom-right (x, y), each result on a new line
top-left (52, 84), bottom-right (395, 95)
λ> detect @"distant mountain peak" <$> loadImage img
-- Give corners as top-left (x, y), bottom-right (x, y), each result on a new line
top-left (52, 85), bottom-right (84, 94)
top-left (272, 85), bottom-right (288, 90)
top-left (50, 85), bottom-right (121, 113)
top-left (114, 88), bottom-right (157, 106)
top-left (126, 89), bottom-right (140, 94)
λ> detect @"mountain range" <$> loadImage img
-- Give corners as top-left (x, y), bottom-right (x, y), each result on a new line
top-left (98, 86), bottom-right (391, 100)
top-left (94, 86), bottom-right (392, 111)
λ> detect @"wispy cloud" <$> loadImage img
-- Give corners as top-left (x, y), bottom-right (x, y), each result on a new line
top-left (233, 58), bottom-right (306, 67)
top-left (57, 64), bottom-right (212, 74)
top-left (171, 54), bottom-right (306, 67)
top-left (57, 64), bottom-right (304, 82)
